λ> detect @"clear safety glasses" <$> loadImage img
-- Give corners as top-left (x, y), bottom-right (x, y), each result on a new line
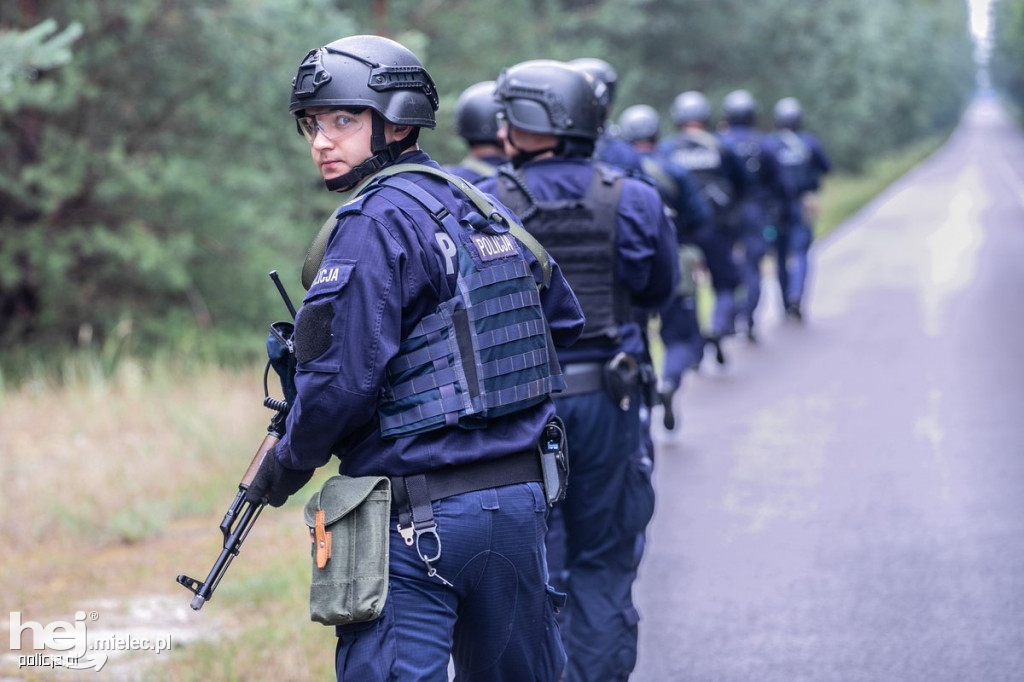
top-left (296, 110), bottom-right (365, 143)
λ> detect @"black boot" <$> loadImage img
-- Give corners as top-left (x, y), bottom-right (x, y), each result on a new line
top-left (659, 388), bottom-right (677, 431)
top-left (706, 335), bottom-right (726, 365)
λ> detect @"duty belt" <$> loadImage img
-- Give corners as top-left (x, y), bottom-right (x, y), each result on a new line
top-left (559, 362), bottom-right (605, 396)
top-left (390, 451), bottom-right (542, 585)
top-left (558, 354), bottom-right (641, 410)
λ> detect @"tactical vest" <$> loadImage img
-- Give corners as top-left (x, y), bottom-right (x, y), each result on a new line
top-left (668, 130), bottom-right (735, 212)
top-left (338, 166), bottom-right (564, 439)
top-left (496, 164), bottom-right (629, 342)
top-left (775, 130), bottom-right (814, 193)
top-left (733, 136), bottom-right (762, 177)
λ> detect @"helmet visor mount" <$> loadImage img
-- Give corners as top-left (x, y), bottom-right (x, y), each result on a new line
top-left (290, 46), bottom-right (439, 127)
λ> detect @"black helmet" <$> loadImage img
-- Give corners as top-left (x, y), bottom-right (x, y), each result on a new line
top-left (569, 57), bottom-right (618, 111)
top-left (670, 90), bottom-right (710, 126)
top-left (722, 89), bottom-right (758, 126)
top-left (454, 80), bottom-right (502, 145)
top-left (494, 59), bottom-right (602, 141)
top-left (617, 104), bottom-right (661, 143)
top-left (289, 34), bottom-right (438, 127)
top-left (773, 97), bottom-right (803, 129)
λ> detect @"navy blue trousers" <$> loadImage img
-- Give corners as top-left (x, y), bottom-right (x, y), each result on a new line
top-left (775, 222), bottom-right (813, 307)
top-left (737, 229), bottom-right (770, 325)
top-left (659, 293), bottom-right (704, 391)
top-left (334, 482), bottom-right (566, 681)
top-left (694, 229), bottom-right (740, 337)
top-left (547, 388), bottom-right (655, 682)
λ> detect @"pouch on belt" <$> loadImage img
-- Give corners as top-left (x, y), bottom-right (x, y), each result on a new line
top-left (304, 475), bottom-right (391, 626)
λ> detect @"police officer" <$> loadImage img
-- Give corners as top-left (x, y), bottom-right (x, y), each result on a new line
top-left (618, 103), bottom-right (711, 431)
top-left (569, 57), bottom-right (644, 175)
top-left (717, 89), bottom-right (792, 341)
top-left (244, 35), bottom-right (585, 681)
top-left (766, 96), bottom-right (831, 320)
top-left (446, 80), bottom-right (508, 183)
top-left (658, 90), bottom-right (749, 365)
top-left (478, 60), bottom-right (678, 682)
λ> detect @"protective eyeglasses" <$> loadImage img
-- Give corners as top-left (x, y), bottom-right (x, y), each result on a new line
top-left (296, 110), bottom-right (365, 143)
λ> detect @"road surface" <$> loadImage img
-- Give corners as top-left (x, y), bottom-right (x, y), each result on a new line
top-left (633, 95), bottom-right (1024, 682)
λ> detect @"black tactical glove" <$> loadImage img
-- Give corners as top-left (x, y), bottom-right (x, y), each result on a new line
top-left (244, 448), bottom-right (315, 507)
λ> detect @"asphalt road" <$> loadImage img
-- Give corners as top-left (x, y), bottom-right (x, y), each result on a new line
top-left (632, 95), bottom-right (1024, 682)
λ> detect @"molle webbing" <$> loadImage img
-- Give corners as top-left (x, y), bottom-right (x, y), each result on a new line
top-left (373, 174), bottom-right (563, 438)
top-left (497, 166), bottom-right (629, 341)
top-left (302, 163), bottom-right (551, 291)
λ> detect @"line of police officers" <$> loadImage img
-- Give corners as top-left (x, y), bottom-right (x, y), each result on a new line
top-left (246, 34), bottom-right (829, 682)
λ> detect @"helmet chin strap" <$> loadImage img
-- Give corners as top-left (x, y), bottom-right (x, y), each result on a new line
top-left (325, 113), bottom-right (410, 192)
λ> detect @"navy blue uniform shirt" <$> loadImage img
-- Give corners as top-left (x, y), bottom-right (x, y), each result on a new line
top-left (276, 150), bottom-right (585, 477)
top-left (479, 156), bottom-right (678, 365)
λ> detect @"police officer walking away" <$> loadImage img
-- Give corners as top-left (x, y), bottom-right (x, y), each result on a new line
top-left (244, 35), bottom-right (585, 681)
top-left (568, 57), bottom-right (644, 175)
top-left (659, 90), bottom-right (749, 365)
top-left (479, 60), bottom-right (678, 682)
top-left (446, 80), bottom-right (508, 184)
top-left (766, 96), bottom-right (831, 320)
top-left (717, 89), bottom-right (791, 341)
top-left (617, 103), bottom-right (712, 431)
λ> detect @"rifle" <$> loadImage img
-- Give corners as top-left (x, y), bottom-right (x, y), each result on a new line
top-left (176, 271), bottom-right (297, 611)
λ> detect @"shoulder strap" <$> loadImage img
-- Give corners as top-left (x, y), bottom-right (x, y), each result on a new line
top-left (457, 156), bottom-right (500, 179)
top-left (302, 163), bottom-right (551, 291)
top-left (685, 128), bottom-right (721, 151)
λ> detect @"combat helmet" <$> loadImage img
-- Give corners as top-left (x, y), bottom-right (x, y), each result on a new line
top-left (454, 80), bottom-right (502, 146)
top-left (670, 90), bottom-right (711, 127)
top-left (289, 34), bottom-right (439, 190)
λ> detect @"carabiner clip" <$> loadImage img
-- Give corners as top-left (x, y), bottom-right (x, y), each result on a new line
top-left (414, 522), bottom-right (442, 565)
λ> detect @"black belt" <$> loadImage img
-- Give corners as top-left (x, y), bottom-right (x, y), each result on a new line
top-left (559, 362), bottom-right (605, 397)
top-left (390, 449), bottom-right (541, 512)
top-left (391, 450), bottom-right (541, 582)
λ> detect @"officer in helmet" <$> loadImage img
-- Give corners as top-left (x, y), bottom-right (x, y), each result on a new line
top-left (765, 96), bottom-right (831, 320)
top-left (619, 103), bottom-right (711, 431)
top-left (717, 88), bottom-right (792, 341)
top-left (658, 89), bottom-right (750, 365)
top-left (446, 80), bottom-right (508, 183)
top-left (569, 56), bottom-right (644, 174)
top-left (478, 60), bottom-right (678, 682)
top-left (245, 35), bottom-right (584, 681)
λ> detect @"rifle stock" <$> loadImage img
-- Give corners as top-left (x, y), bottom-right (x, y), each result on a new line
top-left (176, 429), bottom-right (280, 610)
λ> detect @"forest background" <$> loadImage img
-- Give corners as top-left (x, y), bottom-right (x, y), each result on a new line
top-left (4, 2), bottom-right (1024, 678)
top-left (6, 0), bottom-right (1023, 380)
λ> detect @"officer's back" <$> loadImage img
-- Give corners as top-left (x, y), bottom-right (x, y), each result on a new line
top-left (478, 59), bottom-right (677, 682)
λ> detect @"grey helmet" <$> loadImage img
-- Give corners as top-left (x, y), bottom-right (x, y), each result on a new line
top-left (568, 57), bottom-right (618, 114)
top-left (617, 104), bottom-right (661, 143)
top-left (722, 88), bottom-right (758, 126)
top-left (494, 59), bottom-right (602, 141)
top-left (670, 90), bottom-right (711, 126)
top-left (773, 97), bottom-right (803, 130)
top-left (454, 80), bottom-right (502, 145)
top-left (289, 34), bottom-right (439, 190)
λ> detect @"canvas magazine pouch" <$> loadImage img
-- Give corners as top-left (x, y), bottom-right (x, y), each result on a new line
top-left (303, 475), bottom-right (391, 625)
